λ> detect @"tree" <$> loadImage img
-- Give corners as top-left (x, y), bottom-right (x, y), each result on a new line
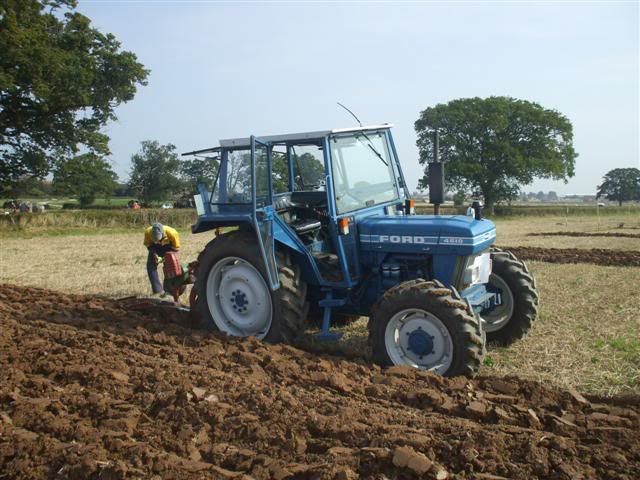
top-left (415, 97), bottom-right (577, 213)
top-left (52, 153), bottom-right (118, 206)
top-left (597, 168), bottom-right (640, 206)
top-left (179, 156), bottom-right (220, 192)
top-left (129, 141), bottom-right (181, 205)
top-left (0, 0), bottom-right (148, 191)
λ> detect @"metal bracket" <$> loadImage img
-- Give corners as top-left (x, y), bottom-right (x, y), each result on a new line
top-left (314, 291), bottom-right (345, 342)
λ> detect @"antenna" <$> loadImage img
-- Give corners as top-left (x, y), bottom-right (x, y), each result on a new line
top-left (337, 102), bottom-right (363, 127)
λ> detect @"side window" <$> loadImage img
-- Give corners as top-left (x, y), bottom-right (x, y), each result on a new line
top-left (272, 149), bottom-right (290, 194)
top-left (211, 149), bottom-right (251, 204)
top-left (292, 145), bottom-right (325, 191)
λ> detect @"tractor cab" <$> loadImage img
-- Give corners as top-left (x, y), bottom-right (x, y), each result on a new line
top-left (184, 125), bottom-right (538, 377)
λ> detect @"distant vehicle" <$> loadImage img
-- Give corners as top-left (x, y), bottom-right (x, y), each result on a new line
top-left (597, 202), bottom-right (605, 207)
top-left (161, 204), bottom-right (174, 209)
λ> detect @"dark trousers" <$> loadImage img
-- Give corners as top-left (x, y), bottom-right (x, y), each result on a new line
top-left (146, 245), bottom-right (175, 294)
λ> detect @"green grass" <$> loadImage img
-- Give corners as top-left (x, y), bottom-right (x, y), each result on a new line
top-left (593, 337), bottom-right (640, 365)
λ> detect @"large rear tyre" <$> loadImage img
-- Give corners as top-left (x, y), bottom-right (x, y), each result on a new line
top-left (193, 230), bottom-right (308, 343)
top-left (369, 279), bottom-right (485, 377)
top-left (482, 248), bottom-right (539, 345)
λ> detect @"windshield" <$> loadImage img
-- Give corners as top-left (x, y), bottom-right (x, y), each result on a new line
top-left (330, 131), bottom-right (399, 213)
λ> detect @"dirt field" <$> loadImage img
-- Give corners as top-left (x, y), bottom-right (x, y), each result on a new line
top-left (1, 284), bottom-right (639, 480)
top-left (501, 246), bottom-right (640, 267)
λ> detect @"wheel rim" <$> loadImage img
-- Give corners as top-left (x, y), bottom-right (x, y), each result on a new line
top-left (481, 273), bottom-right (515, 333)
top-left (206, 256), bottom-right (272, 339)
top-left (384, 308), bottom-right (454, 374)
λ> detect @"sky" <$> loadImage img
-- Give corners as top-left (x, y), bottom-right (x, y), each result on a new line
top-left (78, 0), bottom-right (639, 195)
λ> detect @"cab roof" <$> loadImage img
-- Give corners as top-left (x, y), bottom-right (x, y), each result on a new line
top-left (182, 124), bottom-right (393, 156)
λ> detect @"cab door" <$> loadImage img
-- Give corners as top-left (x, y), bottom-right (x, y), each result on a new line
top-left (251, 136), bottom-right (280, 290)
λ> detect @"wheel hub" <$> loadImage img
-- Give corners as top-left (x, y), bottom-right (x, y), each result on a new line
top-left (407, 327), bottom-right (435, 357)
top-left (384, 309), bottom-right (454, 374)
top-left (231, 289), bottom-right (249, 312)
top-left (206, 257), bottom-right (272, 339)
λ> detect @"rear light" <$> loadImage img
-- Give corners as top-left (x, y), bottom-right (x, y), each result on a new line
top-left (338, 217), bottom-right (350, 235)
top-left (405, 198), bottom-right (416, 215)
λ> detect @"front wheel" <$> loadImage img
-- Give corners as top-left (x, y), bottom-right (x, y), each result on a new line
top-left (481, 248), bottom-right (539, 345)
top-left (369, 280), bottom-right (485, 377)
top-left (193, 230), bottom-right (308, 343)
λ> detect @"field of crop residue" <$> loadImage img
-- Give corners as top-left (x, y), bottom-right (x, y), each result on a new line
top-left (1, 213), bottom-right (639, 478)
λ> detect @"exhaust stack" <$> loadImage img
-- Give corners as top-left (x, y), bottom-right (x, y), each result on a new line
top-left (429, 130), bottom-right (444, 215)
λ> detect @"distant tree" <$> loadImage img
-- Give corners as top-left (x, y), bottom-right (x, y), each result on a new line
top-left (1, 177), bottom-right (53, 198)
top-left (536, 191), bottom-right (546, 201)
top-left (53, 154), bottom-right (118, 206)
top-left (293, 152), bottom-right (325, 189)
top-left (0, 0), bottom-right (148, 191)
top-left (179, 156), bottom-right (220, 192)
top-left (129, 141), bottom-right (180, 204)
top-left (415, 97), bottom-right (577, 213)
top-left (597, 168), bottom-right (640, 206)
top-left (547, 191), bottom-right (558, 201)
top-left (453, 191), bottom-right (466, 206)
top-left (271, 152), bottom-right (290, 193)
top-left (113, 182), bottom-right (132, 197)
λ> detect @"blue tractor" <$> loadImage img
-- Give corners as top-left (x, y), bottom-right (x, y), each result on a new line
top-left (184, 125), bottom-right (538, 376)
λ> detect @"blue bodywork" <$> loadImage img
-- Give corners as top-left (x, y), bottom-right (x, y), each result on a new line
top-left (187, 127), bottom-right (498, 337)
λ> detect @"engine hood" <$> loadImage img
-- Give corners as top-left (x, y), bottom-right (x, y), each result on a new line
top-left (358, 215), bottom-right (496, 255)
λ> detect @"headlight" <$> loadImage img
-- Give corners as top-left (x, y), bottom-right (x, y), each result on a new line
top-left (463, 252), bottom-right (492, 287)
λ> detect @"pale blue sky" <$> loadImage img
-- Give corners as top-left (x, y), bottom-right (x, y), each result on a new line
top-left (79, 0), bottom-right (639, 195)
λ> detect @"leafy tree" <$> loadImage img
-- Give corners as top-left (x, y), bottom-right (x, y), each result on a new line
top-left (293, 152), bottom-right (325, 189)
top-left (272, 152), bottom-right (290, 193)
top-left (0, 0), bottom-right (148, 191)
top-left (179, 156), bottom-right (220, 192)
top-left (597, 168), bottom-right (640, 206)
top-left (1, 177), bottom-right (53, 198)
top-left (453, 191), bottom-right (466, 206)
top-left (129, 141), bottom-right (180, 204)
top-left (415, 97), bottom-right (577, 213)
top-left (52, 153), bottom-right (118, 206)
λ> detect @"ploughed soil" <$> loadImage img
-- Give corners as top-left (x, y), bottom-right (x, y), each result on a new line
top-left (500, 246), bottom-right (640, 267)
top-left (1, 285), bottom-right (639, 480)
top-left (528, 232), bottom-right (640, 239)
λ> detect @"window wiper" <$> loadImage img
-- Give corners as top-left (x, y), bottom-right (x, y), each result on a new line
top-left (356, 133), bottom-right (388, 167)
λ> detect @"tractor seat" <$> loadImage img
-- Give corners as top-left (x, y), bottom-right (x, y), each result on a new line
top-left (290, 218), bottom-right (321, 235)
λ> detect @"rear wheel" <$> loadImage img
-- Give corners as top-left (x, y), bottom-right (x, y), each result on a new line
top-left (193, 230), bottom-right (308, 343)
top-left (482, 248), bottom-right (538, 345)
top-left (369, 279), bottom-right (484, 377)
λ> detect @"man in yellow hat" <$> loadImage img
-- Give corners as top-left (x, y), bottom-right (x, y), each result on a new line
top-left (143, 222), bottom-right (181, 294)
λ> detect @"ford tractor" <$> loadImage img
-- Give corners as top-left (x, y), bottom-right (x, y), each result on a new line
top-left (184, 125), bottom-right (538, 377)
